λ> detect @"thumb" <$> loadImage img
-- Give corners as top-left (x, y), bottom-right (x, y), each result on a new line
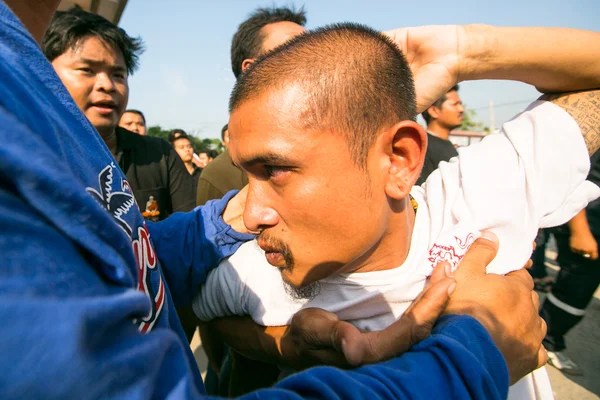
top-left (453, 231), bottom-right (499, 278)
top-left (342, 277), bottom-right (455, 366)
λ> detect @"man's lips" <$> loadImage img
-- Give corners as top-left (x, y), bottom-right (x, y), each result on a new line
top-left (265, 251), bottom-right (285, 266)
top-left (90, 101), bottom-right (118, 114)
top-left (258, 240), bottom-right (286, 267)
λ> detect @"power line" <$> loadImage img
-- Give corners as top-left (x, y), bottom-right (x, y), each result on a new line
top-left (469, 99), bottom-right (533, 111)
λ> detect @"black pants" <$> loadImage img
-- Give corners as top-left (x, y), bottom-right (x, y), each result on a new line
top-left (540, 230), bottom-right (600, 352)
top-left (530, 229), bottom-right (552, 279)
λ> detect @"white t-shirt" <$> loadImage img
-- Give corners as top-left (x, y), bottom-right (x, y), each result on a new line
top-left (193, 101), bottom-right (600, 399)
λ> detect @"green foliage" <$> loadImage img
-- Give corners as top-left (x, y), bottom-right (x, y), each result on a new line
top-left (147, 125), bottom-right (224, 153)
top-left (460, 109), bottom-right (490, 133)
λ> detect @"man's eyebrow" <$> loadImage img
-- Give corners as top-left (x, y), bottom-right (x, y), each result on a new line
top-left (76, 57), bottom-right (127, 72)
top-left (235, 152), bottom-right (291, 168)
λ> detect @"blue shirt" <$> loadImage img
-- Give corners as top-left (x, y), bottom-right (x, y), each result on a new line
top-left (0, 2), bottom-right (509, 398)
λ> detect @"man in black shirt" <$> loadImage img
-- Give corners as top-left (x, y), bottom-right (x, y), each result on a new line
top-left (43, 9), bottom-right (195, 221)
top-left (539, 151), bottom-right (600, 376)
top-left (171, 131), bottom-right (203, 194)
top-left (417, 85), bottom-right (464, 185)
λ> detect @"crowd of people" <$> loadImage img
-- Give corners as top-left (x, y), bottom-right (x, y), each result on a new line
top-left (2, 1), bottom-right (600, 399)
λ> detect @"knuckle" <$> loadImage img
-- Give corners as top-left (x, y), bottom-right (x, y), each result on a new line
top-left (413, 324), bottom-right (432, 343)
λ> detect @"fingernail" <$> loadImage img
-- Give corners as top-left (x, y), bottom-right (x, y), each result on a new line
top-left (337, 338), bottom-right (346, 353)
top-left (444, 262), bottom-right (454, 277)
top-left (479, 231), bottom-right (498, 243)
top-left (447, 280), bottom-right (457, 295)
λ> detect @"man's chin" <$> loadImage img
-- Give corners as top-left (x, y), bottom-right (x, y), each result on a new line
top-left (281, 275), bottom-right (321, 301)
top-left (88, 117), bottom-right (118, 134)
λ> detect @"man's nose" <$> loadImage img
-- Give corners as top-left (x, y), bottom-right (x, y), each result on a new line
top-left (243, 185), bottom-right (279, 233)
top-left (95, 73), bottom-right (116, 92)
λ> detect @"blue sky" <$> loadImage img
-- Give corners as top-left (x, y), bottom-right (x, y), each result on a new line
top-left (119, 0), bottom-right (600, 139)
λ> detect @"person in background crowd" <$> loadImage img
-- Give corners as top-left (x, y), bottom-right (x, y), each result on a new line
top-left (119, 109), bottom-right (147, 135)
top-left (197, 149), bottom-right (216, 168)
top-left (168, 128), bottom-right (187, 144)
top-left (540, 152), bottom-right (600, 376)
top-left (221, 123), bottom-right (230, 148)
top-left (172, 132), bottom-right (202, 189)
top-left (197, 5), bottom-right (307, 207)
top-left (43, 8), bottom-right (195, 222)
top-left (417, 85), bottom-right (464, 185)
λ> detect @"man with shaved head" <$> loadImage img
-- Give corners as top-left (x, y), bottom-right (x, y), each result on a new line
top-left (195, 22), bottom-right (600, 397)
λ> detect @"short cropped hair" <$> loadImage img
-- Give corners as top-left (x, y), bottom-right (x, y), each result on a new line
top-left (231, 6), bottom-right (307, 79)
top-left (123, 109), bottom-right (146, 124)
top-left (421, 85), bottom-right (460, 124)
top-left (168, 129), bottom-right (188, 144)
top-left (229, 23), bottom-right (416, 167)
top-left (198, 149), bottom-right (218, 158)
top-left (42, 8), bottom-right (144, 75)
top-left (221, 123), bottom-right (229, 141)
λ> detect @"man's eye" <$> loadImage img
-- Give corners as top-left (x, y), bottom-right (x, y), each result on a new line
top-left (78, 68), bottom-right (93, 74)
top-left (264, 165), bottom-right (289, 179)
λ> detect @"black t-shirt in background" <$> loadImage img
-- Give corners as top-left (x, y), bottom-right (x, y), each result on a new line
top-left (417, 133), bottom-right (458, 186)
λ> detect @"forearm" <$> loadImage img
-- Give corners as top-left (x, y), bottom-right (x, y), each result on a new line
top-left (460, 25), bottom-right (600, 92)
top-left (147, 191), bottom-right (254, 307)
top-left (238, 315), bottom-right (508, 400)
top-left (539, 89), bottom-right (600, 155)
top-left (568, 209), bottom-right (593, 236)
top-left (212, 316), bottom-right (287, 364)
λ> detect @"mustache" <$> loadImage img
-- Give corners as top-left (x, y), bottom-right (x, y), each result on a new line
top-left (257, 232), bottom-right (294, 268)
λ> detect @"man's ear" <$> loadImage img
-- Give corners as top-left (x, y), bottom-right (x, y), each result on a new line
top-left (241, 59), bottom-right (255, 73)
top-left (381, 120), bottom-right (427, 200)
top-left (425, 106), bottom-right (441, 120)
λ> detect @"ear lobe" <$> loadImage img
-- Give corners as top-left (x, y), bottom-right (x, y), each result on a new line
top-left (241, 59), bottom-right (255, 72)
top-left (384, 121), bottom-right (427, 200)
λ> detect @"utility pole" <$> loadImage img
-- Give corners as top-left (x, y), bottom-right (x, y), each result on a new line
top-left (489, 100), bottom-right (495, 133)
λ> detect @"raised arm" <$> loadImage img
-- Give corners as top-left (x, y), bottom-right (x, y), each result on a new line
top-left (539, 89), bottom-right (600, 155)
top-left (384, 25), bottom-right (600, 112)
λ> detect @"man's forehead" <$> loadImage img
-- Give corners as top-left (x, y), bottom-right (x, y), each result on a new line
top-left (122, 112), bottom-right (141, 120)
top-left (445, 90), bottom-right (461, 102)
top-left (260, 21), bottom-right (306, 53)
top-left (68, 37), bottom-right (125, 63)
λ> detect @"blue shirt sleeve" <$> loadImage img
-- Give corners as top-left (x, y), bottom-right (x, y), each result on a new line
top-left (241, 315), bottom-right (509, 400)
top-left (1, 188), bottom-right (508, 400)
top-left (147, 190), bottom-right (255, 307)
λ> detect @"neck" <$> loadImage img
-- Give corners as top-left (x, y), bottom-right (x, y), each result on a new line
top-left (351, 197), bottom-right (416, 274)
top-left (427, 122), bottom-right (451, 140)
top-left (5, 0), bottom-right (61, 44)
top-left (98, 127), bottom-right (118, 155)
top-left (184, 161), bottom-right (195, 175)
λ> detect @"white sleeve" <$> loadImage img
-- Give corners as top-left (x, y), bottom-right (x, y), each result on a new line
top-left (425, 101), bottom-right (600, 275)
top-left (192, 242), bottom-right (254, 322)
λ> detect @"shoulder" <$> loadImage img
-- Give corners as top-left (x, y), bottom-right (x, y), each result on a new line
top-left (118, 128), bottom-right (172, 154)
top-left (200, 150), bottom-right (245, 185)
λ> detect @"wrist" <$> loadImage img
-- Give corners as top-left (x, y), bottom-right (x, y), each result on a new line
top-left (457, 24), bottom-right (496, 82)
top-left (571, 229), bottom-right (594, 240)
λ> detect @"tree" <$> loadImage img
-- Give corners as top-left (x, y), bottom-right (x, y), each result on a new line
top-left (460, 109), bottom-right (490, 133)
top-left (146, 125), bottom-right (170, 142)
top-left (147, 125), bottom-right (224, 154)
